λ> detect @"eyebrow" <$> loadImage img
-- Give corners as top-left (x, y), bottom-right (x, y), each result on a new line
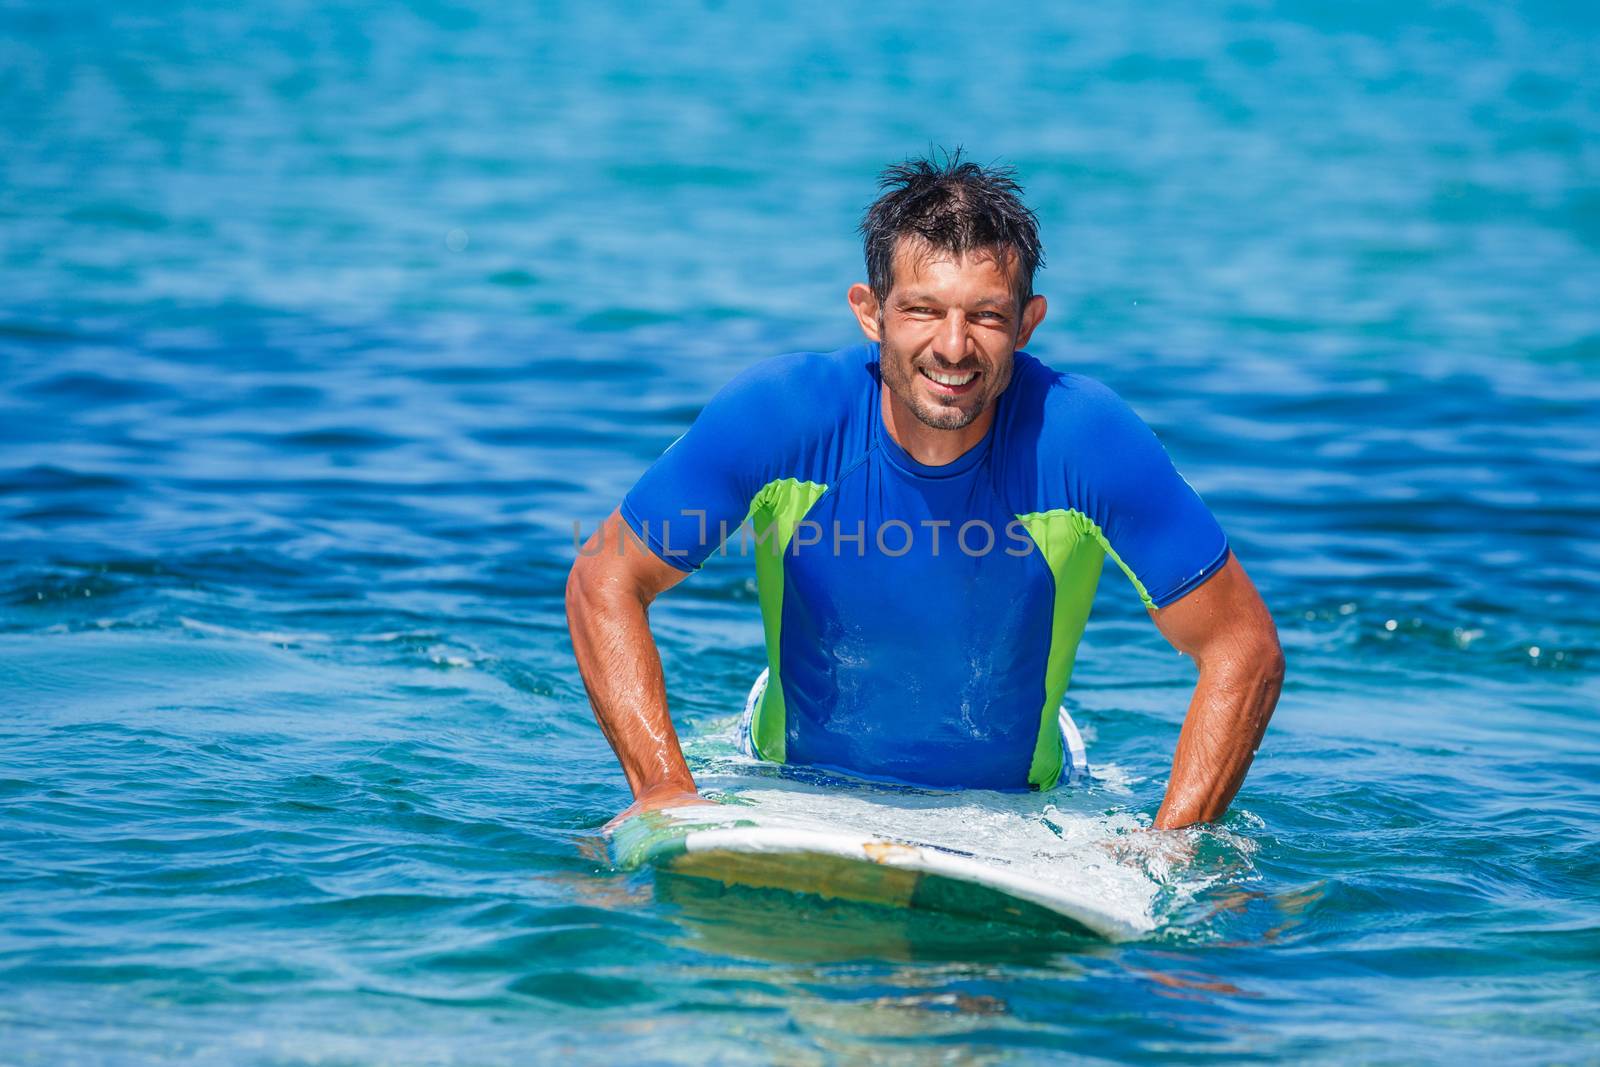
top-left (897, 293), bottom-right (1012, 310)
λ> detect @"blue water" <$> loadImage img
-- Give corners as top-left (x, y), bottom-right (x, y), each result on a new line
top-left (4, 1), bottom-right (1599, 1061)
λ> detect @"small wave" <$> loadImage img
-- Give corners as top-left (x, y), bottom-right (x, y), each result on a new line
top-left (178, 616), bottom-right (331, 646)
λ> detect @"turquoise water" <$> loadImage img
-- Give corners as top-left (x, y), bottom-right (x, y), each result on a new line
top-left (4, 1), bottom-right (1599, 1061)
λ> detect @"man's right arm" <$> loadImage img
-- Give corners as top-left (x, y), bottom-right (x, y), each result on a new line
top-left (566, 507), bottom-right (710, 829)
top-left (570, 352), bottom-right (827, 827)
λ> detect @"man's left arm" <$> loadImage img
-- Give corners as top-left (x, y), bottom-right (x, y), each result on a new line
top-left (1063, 379), bottom-right (1284, 829)
top-left (1147, 552), bottom-right (1284, 829)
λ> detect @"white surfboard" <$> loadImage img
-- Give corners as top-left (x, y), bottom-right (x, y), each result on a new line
top-left (608, 779), bottom-right (1152, 942)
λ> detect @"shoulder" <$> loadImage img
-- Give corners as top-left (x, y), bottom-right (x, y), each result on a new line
top-left (996, 351), bottom-right (1186, 517)
top-left (718, 343), bottom-right (872, 399)
top-left (621, 344), bottom-right (874, 555)
top-left (664, 343), bottom-right (873, 491)
top-left (698, 343), bottom-right (874, 441)
top-left (1005, 352), bottom-right (1155, 452)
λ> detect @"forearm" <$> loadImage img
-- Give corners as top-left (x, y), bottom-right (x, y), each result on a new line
top-left (565, 563), bottom-right (695, 798)
top-left (1154, 645), bottom-right (1283, 830)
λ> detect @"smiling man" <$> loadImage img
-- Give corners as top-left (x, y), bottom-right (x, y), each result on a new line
top-left (567, 154), bottom-right (1283, 830)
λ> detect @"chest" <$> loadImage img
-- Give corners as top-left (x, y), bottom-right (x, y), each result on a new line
top-left (778, 452), bottom-right (1057, 646)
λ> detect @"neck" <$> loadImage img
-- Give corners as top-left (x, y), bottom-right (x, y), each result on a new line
top-left (879, 384), bottom-right (996, 467)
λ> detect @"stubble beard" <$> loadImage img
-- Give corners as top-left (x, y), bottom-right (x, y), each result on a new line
top-left (879, 331), bottom-right (1009, 432)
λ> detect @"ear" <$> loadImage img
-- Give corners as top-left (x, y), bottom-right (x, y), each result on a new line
top-left (847, 283), bottom-right (882, 341)
top-left (1014, 294), bottom-right (1047, 348)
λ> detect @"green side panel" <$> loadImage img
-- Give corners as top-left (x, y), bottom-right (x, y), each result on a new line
top-left (1015, 509), bottom-right (1107, 789)
top-left (748, 478), bottom-right (829, 763)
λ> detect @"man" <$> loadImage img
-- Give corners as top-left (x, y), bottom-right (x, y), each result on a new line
top-left (568, 154), bottom-right (1283, 832)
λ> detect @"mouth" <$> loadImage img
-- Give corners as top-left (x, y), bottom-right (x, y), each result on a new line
top-left (917, 365), bottom-right (981, 398)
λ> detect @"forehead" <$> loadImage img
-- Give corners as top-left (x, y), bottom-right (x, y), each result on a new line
top-left (887, 238), bottom-right (1019, 300)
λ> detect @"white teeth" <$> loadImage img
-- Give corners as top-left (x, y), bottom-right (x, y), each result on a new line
top-left (923, 369), bottom-right (976, 387)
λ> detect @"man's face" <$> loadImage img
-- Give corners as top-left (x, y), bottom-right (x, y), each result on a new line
top-left (860, 240), bottom-right (1045, 432)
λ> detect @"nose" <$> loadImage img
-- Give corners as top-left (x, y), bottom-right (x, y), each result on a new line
top-left (931, 309), bottom-right (971, 365)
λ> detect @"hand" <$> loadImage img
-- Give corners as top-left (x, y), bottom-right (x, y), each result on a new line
top-left (602, 781), bottom-right (716, 834)
top-left (1102, 825), bottom-right (1197, 873)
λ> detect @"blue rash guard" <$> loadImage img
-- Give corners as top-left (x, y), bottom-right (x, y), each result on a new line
top-left (621, 343), bottom-right (1229, 791)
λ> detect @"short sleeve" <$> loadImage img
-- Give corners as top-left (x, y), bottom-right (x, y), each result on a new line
top-left (620, 350), bottom-right (855, 571)
top-left (1074, 382), bottom-right (1230, 609)
top-left (620, 372), bottom-right (770, 571)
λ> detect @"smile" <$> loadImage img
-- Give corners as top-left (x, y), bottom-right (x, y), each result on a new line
top-left (918, 366), bottom-right (980, 394)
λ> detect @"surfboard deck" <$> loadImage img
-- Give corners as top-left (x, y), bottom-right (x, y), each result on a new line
top-left (609, 796), bottom-right (1142, 941)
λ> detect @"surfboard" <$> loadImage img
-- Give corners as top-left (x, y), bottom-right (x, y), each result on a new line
top-left (608, 781), bottom-right (1147, 942)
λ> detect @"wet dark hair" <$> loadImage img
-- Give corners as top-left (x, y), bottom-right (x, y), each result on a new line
top-left (860, 149), bottom-right (1044, 307)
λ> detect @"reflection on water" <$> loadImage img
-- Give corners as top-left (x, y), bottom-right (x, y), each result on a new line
top-left (654, 874), bottom-right (1106, 967)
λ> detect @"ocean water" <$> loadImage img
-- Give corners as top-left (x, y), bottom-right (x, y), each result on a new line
top-left (3, 1), bottom-right (1599, 1062)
